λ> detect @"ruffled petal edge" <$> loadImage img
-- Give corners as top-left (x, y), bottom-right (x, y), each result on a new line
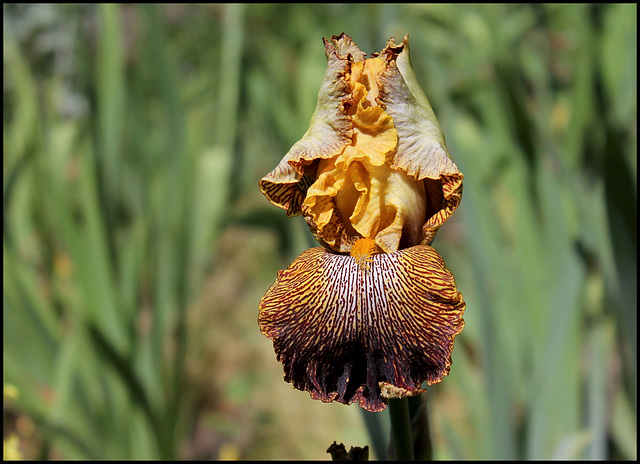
top-left (258, 245), bottom-right (465, 412)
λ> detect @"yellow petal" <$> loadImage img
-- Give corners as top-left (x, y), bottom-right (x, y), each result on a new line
top-left (350, 161), bottom-right (426, 253)
top-left (303, 150), bottom-right (426, 253)
top-left (258, 245), bottom-right (466, 412)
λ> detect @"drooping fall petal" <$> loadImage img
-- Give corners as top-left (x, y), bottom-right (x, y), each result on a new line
top-left (258, 244), bottom-right (466, 413)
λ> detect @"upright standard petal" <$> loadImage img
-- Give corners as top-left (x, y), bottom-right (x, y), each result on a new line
top-left (258, 244), bottom-right (466, 412)
top-left (376, 35), bottom-right (463, 244)
top-left (259, 33), bottom-right (463, 251)
top-left (258, 36), bottom-right (355, 218)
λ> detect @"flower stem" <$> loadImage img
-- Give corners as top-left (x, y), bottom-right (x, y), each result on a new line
top-left (388, 397), bottom-right (415, 460)
top-left (408, 394), bottom-right (433, 460)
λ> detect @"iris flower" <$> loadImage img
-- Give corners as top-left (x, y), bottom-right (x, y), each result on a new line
top-left (258, 33), bottom-right (465, 413)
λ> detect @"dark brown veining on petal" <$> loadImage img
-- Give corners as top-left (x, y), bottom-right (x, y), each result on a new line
top-left (258, 245), bottom-right (465, 412)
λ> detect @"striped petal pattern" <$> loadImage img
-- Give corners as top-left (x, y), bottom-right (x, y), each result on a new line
top-left (258, 245), bottom-right (465, 412)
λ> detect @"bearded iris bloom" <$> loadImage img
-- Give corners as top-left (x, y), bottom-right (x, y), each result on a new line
top-left (258, 33), bottom-right (465, 413)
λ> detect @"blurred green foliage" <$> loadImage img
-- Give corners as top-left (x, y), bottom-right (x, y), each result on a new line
top-left (3, 3), bottom-right (636, 460)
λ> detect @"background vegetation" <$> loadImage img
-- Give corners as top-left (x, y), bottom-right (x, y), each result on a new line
top-left (3, 4), bottom-right (636, 460)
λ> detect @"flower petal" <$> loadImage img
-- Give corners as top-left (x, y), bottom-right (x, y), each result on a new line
top-left (330, 32), bottom-right (366, 61)
top-left (260, 33), bottom-right (464, 248)
top-left (258, 245), bottom-right (465, 412)
top-left (377, 35), bottom-right (464, 244)
top-left (258, 36), bottom-right (355, 217)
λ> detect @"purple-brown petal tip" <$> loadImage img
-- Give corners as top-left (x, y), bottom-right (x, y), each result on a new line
top-left (258, 245), bottom-right (465, 412)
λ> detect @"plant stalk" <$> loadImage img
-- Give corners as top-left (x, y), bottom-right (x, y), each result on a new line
top-left (388, 397), bottom-right (415, 460)
top-left (408, 394), bottom-right (433, 460)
